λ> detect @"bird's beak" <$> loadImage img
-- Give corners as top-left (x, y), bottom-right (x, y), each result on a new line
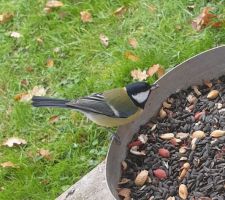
top-left (151, 83), bottom-right (159, 90)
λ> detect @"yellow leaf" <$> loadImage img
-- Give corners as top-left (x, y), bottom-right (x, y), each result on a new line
top-left (131, 69), bottom-right (148, 81)
top-left (128, 38), bottom-right (138, 48)
top-left (99, 34), bottom-right (109, 47)
top-left (0, 161), bottom-right (16, 168)
top-left (148, 5), bottom-right (157, 13)
top-left (38, 149), bottom-right (52, 160)
top-left (3, 137), bottom-right (27, 147)
top-left (80, 11), bottom-right (92, 23)
top-left (124, 51), bottom-right (139, 62)
top-left (0, 13), bottom-right (13, 24)
top-left (45, 1), bottom-right (64, 8)
top-left (114, 6), bottom-right (127, 17)
top-left (47, 58), bottom-right (54, 68)
top-left (14, 86), bottom-right (47, 102)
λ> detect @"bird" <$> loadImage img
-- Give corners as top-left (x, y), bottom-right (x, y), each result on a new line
top-left (32, 82), bottom-right (159, 142)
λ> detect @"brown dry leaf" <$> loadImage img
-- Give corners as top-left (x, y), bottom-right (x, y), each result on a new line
top-left (124, 51), bottom-right (139, 62)
top-left (26, 66), bottom-right (34, 73)
top-left (157, 67), bottom-right (165, 78)
top-left (99, 34), bottom-right (109, 47)
top-left (0, 13), bottom-right (13, 24)
top-left (131, 69), bottom-right (148, 81)
top-left (49, 115), bottom-right (59, 124)
top-left (47, 58), bottom-right (54, 68)
top-left (118, 188), bottom-right (131, 199)
top-left (128, 38), bottom-right (138, 48)
top-left (147, 64), bottom-right (165, 78)
top-left (10, 31), bottom-right (21, 38)
top-left (114, 6), bottom-right (127, 17)
top-left (147, 64), bottom-right (160, 76)
top-left (80, 11), bottom-right (92, 23)
top-left (0, 161), bottom-right (16, 168)
top-left (45, 1), bottom-right (64, 8)
top-left (20, 79), bottom-right (29, 86)
top-left (15, 86), bottom-right (47, 102)
top-left (3, 137), bottom-right (27, 147)
top-left (212, 21), bottom-right (223, 28)
top-left (38, 149), bottom-right (52, 160)
top-left (192, 7), bottom-right (217, 31)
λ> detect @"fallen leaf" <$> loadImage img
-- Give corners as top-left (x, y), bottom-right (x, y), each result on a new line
top-left (175, 24), bottom-right (182, 30)
top-left (26, 66), bottom-right (34, 72)
top-left (38, 149), bottom-right (51, 160)
top-left (212, 21), bottom-right (223, 28)
top-left (43, 7), bottom-right (52, 13)
top-left (20, 79), bottom-right (29, 86)
top-left (131, 69), bottom-right (148, 81)
top-left (148, 5), bottom-right (157, 13)
top-left (80, 11), bottom-right (92, 23)
top-left (36, 37), bottom-right (44, 44)
top-left (3, 137), bottom-right (27, 147)
top-left (45, 0), bottom-right (64, 8)
top-left (15, 86), bottom-right (47, 102)
top-left (49, 115), bottom-right (59, 124)
top-left (10, 31), bottom-right (21, 38)
top-left (0, 161), bottom-right (15, 168)
top-left (46, 58), bottom-right (54, 68)
top-left (0, 13), bottom-right (13, 24)
top-left (157, 67), bottom-right (165, 78)
top-left (124, 51), bottom-right (139, 62)
top-left (31, 86), bottom-right (47, 96)
top-left (128, 38), bottom-right (138, 48)
top-left (192, 7), bottom-right (217, 31)
top-left (114, 6), bottom-right (127, 17)
top-left (99, 34), bottom-right (109, 47)
top-left (147, 64), bottom-right (160, 76)
top-left (147, 64), bottom-right (165, 78)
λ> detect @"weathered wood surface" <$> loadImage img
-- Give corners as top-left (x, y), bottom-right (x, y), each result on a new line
top-left (56, 161), bottom-right (115, 200)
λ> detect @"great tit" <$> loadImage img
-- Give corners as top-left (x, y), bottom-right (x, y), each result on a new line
top-left (32, 82), bottom-right (159, 127)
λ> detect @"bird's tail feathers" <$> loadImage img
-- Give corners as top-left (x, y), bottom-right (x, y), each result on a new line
top-left (32, 96), bottom-right (70, 108)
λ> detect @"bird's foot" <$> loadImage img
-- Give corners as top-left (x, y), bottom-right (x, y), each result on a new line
top-left (110, 132), bottom-right (121, 145)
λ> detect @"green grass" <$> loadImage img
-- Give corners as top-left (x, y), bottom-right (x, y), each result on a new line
top-left (0, 0), bottom-right (225, 199)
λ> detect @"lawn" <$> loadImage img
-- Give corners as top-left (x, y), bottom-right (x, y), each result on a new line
top-left (0, 0), bottom-right (225, 199)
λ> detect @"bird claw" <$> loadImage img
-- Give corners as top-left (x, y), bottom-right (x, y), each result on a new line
top-left (110, 132), bottom-right (121, 145)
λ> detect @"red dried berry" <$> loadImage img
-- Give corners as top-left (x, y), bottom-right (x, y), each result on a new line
top-left (158, 148), bottom-right (170, 158)
top-left (153, 169), bottom-right (167, 179)
top-left (194, 111), bottom-right (204, 121)
top-left (127, 140), bottom-right (142, 148)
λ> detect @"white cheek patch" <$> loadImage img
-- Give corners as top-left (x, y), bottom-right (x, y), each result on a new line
top-left (132, 90), bottom-right (150, 104)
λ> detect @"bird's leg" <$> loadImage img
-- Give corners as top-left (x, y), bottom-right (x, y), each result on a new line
top-left (106, 128), bottom-right (121, 145)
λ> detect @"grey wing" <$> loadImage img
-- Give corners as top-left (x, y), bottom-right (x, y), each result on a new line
top-left (66, 93), bottom-right (119, 118)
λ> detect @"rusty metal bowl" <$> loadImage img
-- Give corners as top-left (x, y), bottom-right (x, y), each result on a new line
top-left (106, 45), bottom-right (225, 199)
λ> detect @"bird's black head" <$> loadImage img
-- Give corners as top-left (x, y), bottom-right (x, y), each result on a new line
top-left (126, 82), bottom-right (158, 109)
